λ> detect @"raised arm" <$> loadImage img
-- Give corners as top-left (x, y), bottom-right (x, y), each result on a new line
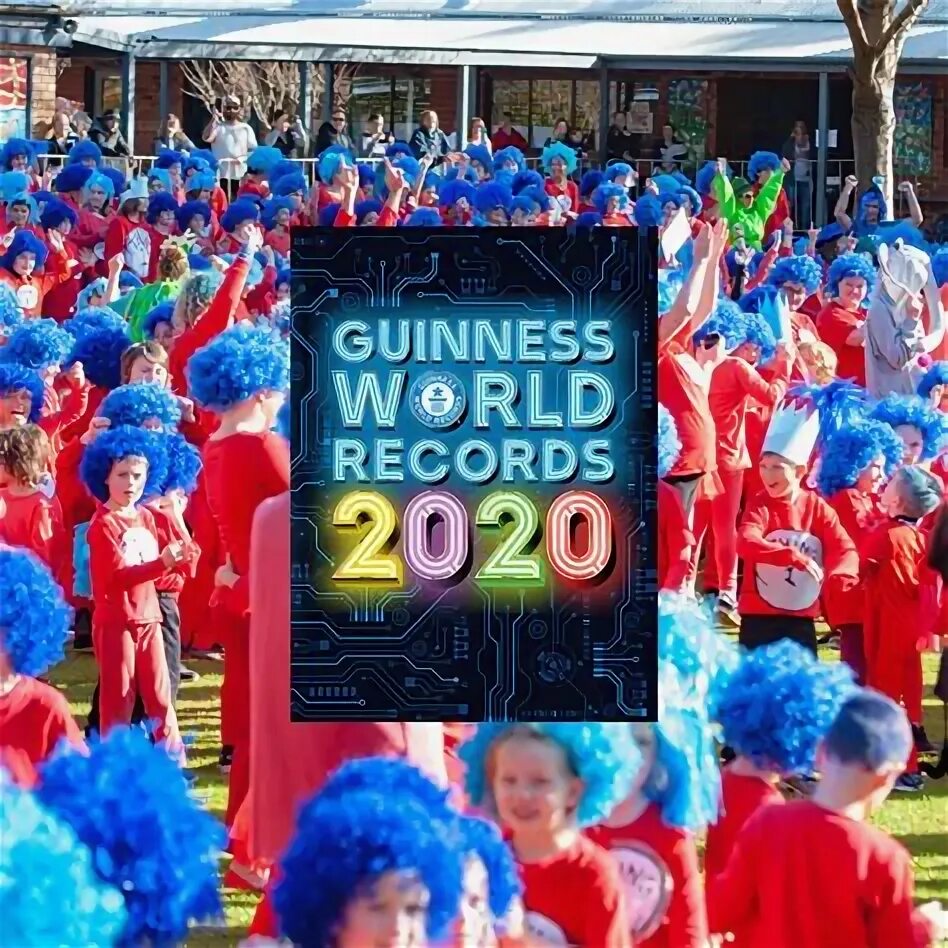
top-left (898, 181), bottom-right (924, 228)
top-left (835, 175), bottom-right (856, 231)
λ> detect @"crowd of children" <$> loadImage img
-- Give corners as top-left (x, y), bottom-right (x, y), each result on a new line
top-left (0, 130), bottom-right (947, 944)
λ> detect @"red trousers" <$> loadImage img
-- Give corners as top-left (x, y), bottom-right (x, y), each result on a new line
top-left (689, 468), bottom-right (744, 599)
top-left (93, 619), bottom-right (179, 744)
top-left (867, 645), bottom-right (922, 774)
top-left (221, 611), bottom-right (251, 828)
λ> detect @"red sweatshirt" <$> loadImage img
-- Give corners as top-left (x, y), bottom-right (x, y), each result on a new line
top-left (587, 804), bottom-right (707, 948)
top-left (545, 178), bottom-right (580, 216)
top-left (708, 800), bottom-right (936, 948)
top-left (41, 234), bottom-right (91, 321)
top-left (658, 346), bottom-right (716, 478)
top-left (815, 301), bottom-right (867, 387)
top-left (658, 480), bottom-right (693, 592)
top-left (0, 489), bottom-right (64, 570)
top-left (0, 246), bottom-right (72, 317)
top-left (517, 835), bottom-right (631, 948)
top-left (0, 676), bottom-right (84, 769)
top-left (825, 488), bottom-right (885, 626)
top-left (147, 500), bottom-right (201, 599)
top-left (737, 489), bottom-right (858, 620)
top-left (39, 380), bottom-right (89, 461)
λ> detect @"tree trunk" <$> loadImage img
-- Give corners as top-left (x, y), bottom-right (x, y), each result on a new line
top-left (850, 60), bottom-right (896, 210)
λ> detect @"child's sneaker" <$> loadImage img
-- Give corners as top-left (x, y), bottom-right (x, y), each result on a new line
top-left (893, 773), bottom-right (924, 793)
top-left (716, 593), bottom-right (740, 628)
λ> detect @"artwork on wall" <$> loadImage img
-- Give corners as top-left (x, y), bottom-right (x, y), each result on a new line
top-left (0, 58), bottom-right (28, 143)
top-left (668, 78), bottom-right (709, 168)
top-left (894, 81), bottom-right (933, 177)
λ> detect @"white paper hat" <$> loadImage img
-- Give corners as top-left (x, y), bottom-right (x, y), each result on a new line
top-left (762, 402), bottom-right (821, 467)
top-left (119, 177), bottom-right (149, 206)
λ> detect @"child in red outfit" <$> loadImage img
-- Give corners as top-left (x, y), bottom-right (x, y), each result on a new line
top-left (708, 689), bottom-right (946, 947)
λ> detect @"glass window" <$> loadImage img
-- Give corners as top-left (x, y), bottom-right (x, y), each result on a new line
top-left (530, 78), bottom-right (572, 148)
top-left (94, 72), bottom-right (123, 116)
top-left (393, 78), bottom-right (431, 142)
top-left (0, 57), bottom-right (28, 143)
top-left (573, 79), bottom-right (600, 153)
top-left (491, 78), bottom-right (529, 141)
top-left (349, 74), bottom-right (394, 138)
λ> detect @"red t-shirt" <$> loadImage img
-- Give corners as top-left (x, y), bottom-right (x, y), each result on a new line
top-left (658, 480), bottom-right (693, 592)
top-left (707, 800), bottom-right (936, 948)
top-left (544, 178), bottom-right (580, 216)
top-left (737, 489), bottom-right (858, 620)
top-left (518, 835), bottom-right (631, 948)
top-left (264, 228), bottom-right (290, 258)
top-left (0, 676), bottom-right (84, 768)
top-left (658, 346), bottom-right (716, 477)
top-left (0, 489), bottom-right (64, 570)
top-left (815, 301), bottom-right (867, 387)
top-left (704, 768), bottom-right (784, 880)
top-left (587, 804), bottom-right (707, 948)
top-left (825, 488), bottom-right (885, 626)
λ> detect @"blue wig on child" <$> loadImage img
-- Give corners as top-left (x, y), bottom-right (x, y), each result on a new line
top-left (696, 160), bottom-right (727, 195)
top-left (404, 207), bottom-right (443, 227)
top-left (74, 279), bottom-right (108, 314)
top-left (385, 141), bottom-right (414, 160)
top-left (738, 309), bottom-right (778, 363)
top-left (154, 148), bottom-right (184, 172)
top-left (68, 325), bottom-right (132, 390)
top-left (473, 182), bottom-right (512, 216)
top-left (147, 168), bottom-right (172, 193)
top-left (918, 361), bottom-right (948, 400)
top-left (0, 230), bottom-right (49, 273)
top-left (355, 198), bottom-right (383, 224)
top-left (657, 268), bottom-right (685, 316)
top-left (816, 419), bottom-right (904, 497)
top-left (592, 183), bottom-right (630, 215)
top-left (769, 254), bottom-right (822, 295)
top-left (693, 298), bottom-right (746, 351)
top-left (460, 815), bottom-right (521, 920)
top-left (870, 393), bottom-right (948, 460)
top-left (145, 192), bottom-right (179, 226)
top-left (188, 147), bottom-right (219, 173)
top-left (540, 141), bottom-right (578, 175)
top-left (0, 171), bottom-right (30, 205)
top-left (220, 198), bottom-right (260, 234)
top-left (176, 199), bottom-right (212, 234)
top-left (100, 382), bottom-right (182, 430)
top-left (580, 169), bottom-right (605, 199)
top-left (718, 640), bottom-right (855, 773)
top-left (856, 182), bottom-right (888, 229)
top-left (464, 144), bottom-right (493, 177)
top-left (63, 305), bottom-right (126, 344)
top-left (658, 403), bottom-right (681, 479)
top-left (605, 162), bottom-right (633, 184)
top-left (37, 727), bottom-right (224, 946)
top-left (185, 170), bottom-right (216, 196)
top-left (747, 151), bottom-right (781, 179)
top-left (633, 193), bottom-right (664, 228)
top-left (0, 547), bottom-right (72, 677)
top-left (262, 195), bottom-right (294, 230)
top-left (493, 146), bottom-right (526, 173)
top-left (54, 164), bottom-right (93, 195)
top-left (79, 425), bottom-right (168, 503)
top-left (157, 432), bottom-right (203, 495)
top-left (187, 323), bottom-right (289, 412)
top-left (511, 169), bottom-right (544, 195)
top-left (271, 171), bottom-right (308, 200)
top-left (826, 251), bottom-right (876, 299)
top-left (101, 165), bottom-right (126, 196)
top-left (2, 318), bottom-right (72, 370)
top-left (0, 364), bottom-right (43, 422)
top-left (0, 284), bottom-right (24, 338)
top-left (0, 137), bottom-right (35, 171)
top-left (246, 145), bottom-right (283, 176)
top-left (265, 158), bottom-right (296, 185)
top-left (439, 178), bottom-right (477, 209)
top-left (461, 723), bottom-right (640, 828)
top-left (66, 140), bottom-right (101, 167)
top-left (318, 756), bottom-right (453, 813)
top-left (0, 781), bottom-right (126, 946)
top-left (275, 789), bottom-right (464, 948)
top-left (317, 145), bottom-right (352, 185)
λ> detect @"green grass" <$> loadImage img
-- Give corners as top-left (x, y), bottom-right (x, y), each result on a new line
top-left (49, 647), bottom-right (948, 944)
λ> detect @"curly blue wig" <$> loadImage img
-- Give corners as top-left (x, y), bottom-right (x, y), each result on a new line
top-left (932, 246), bottom-right (948, 288)
top-left (693, 298), bottom-right (746, 351)
top-left (473, 182), bottom-right (512, 215)
top-left (592, 183), bottom-right (630, 215)
top-left (574, 211), bottom-right (603, 228)
top-left (633, 193), bottom-right (664, 228)
top-left (738, 309), bottom-right (778, 363)
top-left (0, 363), bottom-right (43, 422)
top-left (185, 170), bottom-right (216, 196)
top-left (510, 194), bottom-right (538, 219)
top-left (769, 254), bottom-right (823, 295)
top-left (246, 145), bottom-right (284, 176)
top-left (870, 393), bottom-right (948, 460)
top-left (918, 361), bottom-right (948, 400)
top-left (461, 722), bottom-right (640, 828)
top-left (404, 207), bottom-right (443, 228)
top-left (658, 403), bottom-right (681, 479)
top-left (220, 198), bottom-right (260, 234)
top-left (154, 147), bottom-right (184, 172)
top-left (262, 195), bottom-right (294, 230)
top-left (320, 756), bottom-right (453, 814)
top-left (826, 251), bottom-right (876, 299)
top-left (355, 198), bottom-right (383, 224)
top-left (188, 147), bottom-right (219, 173)
top-left (718, 640), bottom-right (856, 773)
top-left (747, 151), bottom-right (781, 179)
top-left (605, 162), bottom-right (633, 184)
top-left (0, 229), bottom-right (49, 273)
top-left (100, 382), bottom-right (182, 430)
top-left (677, 185), bottom-right (703, 216)
top-left (317, 145), bottom-right (352, 186)
top-left (101, 166), bottom-right (127, 196)
top-left (0, 547), bottom-right (72, 677)
top-left (439, 178), bottom-right (477, 209)
top-left (464, 144), bottom-right (493, 176)
top-left (0, 170), bottom-right (30, 204)
top-left (521, 184), bottom-right (551, 213)
top-left (651, 172), bottom-right (689, 194)
top-left (541, 141), bottom-right (578, 175)
top-left (580, 169), bottom-right (605, 199)
top-left (147, 167), bottom-right (172, 193)
top-left (146, 191), bottom-right (179, 226)
top-left (187, 323), bottom-right (289, 412)
top-left (68, 325), bottom-right (132, 390)
top-left (493, 146), bottom-right (526, 173)
top-left (157, 432), bottom-right (203, 495)
top-left (0, 283), bottom-right (24, 338)
top-left (816, 418), bottom-right (904, 497)
top-left (511, 169), bottom-right (545, 195)
top-left (37, 727), bottom-right (225, 946)
top-left (75, 280), bottom-right (108, 314)
top-left (385, 141), bottom-right (414, 160)
top-left (267, 155), bottom-right (300, 183)
top-left (63, 305), bottom-right (126, 344)
top-left (54, 164), bottom-right (94, 195)
top-left (0, 780), bottom-right (126, 945)
top-left (79, 425), bottom-right (168, 503)
top-left (461, 815), bottom-right (521, 919)
top-left (176, 199), bottom-right (212, 233)
top-left (2, 318), bottom-right (71, 370)
top-left (275, 789), bottom-right (464, 948)
top-left (737, 283), bottom-right (778, 315)
top-left (66, 140), bottom-right (101, 167)
top-left (377, 155), bottom-right (422, 198)
top-left (0, 137), bottom-right (35, 171)
top-left (696, 160), bottom-right (727, 196)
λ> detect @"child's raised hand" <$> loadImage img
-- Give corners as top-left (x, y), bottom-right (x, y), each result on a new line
top-left (81, 415), bottom-right (110, 445)
top-left (108, 252), bottom-right (125, 275)
top-left (64, 361), bottom-right (86, 389)
top-left (801, 557), bottom-right (824, 586)
top-left (243, 226), bottom-right (264, 255)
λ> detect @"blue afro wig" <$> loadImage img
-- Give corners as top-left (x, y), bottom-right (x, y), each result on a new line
top-left (816, 418), bottom-right (903, 497)
top-left (275, 790), bottom-right (464, 948)
top-left (677, 185), bottom-right (703, 215)
top-left (856, 183), bottom-right (888, 228)
top-left (143, 302), bottom-right (176, 341)
top-left (580, 169), bottom-right (605, 198)
top-left (156, 432), bottom-right (203, 495)
top-left (188, 147), bottom-right (219, 173)
top-left (918, 361), bottom-right (948, 400)
top-left (520, 184), bottom-right (551, 212)
top-left (66, 140), bottom-right (101, 167)
top-left (404, 207), bottom-right (443, 227)
top-left (0, 137), bottom-right (35, 171)
top-left (100, 382), bottom-right (181, 430)
top-left (187, 323), bottom-right (289, 412)
top-left (511, 169), bottom-right (545, 195)
top-left (101, 166), bottom-right (127, 196)
top-left (317, 145), bottom-right (352, 185)
top-left (54, 164), bottom-right (93, 195)
top-left (870, 393), bottom-right (948, 460)
top-left (633, 193), bottom-right (664, 228)
top-left (80, 425), bottom-right (168, 503)
top-left (355, 198), bottom-right (383, 224)
top-left (651, 172), bottom-right (689, 194)
top-left (827, 251), bottom-right (876, 299)
top-left (439, 178), bottom-right (477, 209)
top-left (932, 247), bottom-right (948, 288)
top-left (658, 403), bottom-right (681, 479)
top-left (220, 198), bottom-right (260, 234)
top-left (186, 253), bottom-right (213, 273)
top-left (473, 182), bottom-right (512, 214)
top-left (318, 756), bottom-right (453, 814)
top-left (718, 639), bottom-right (856, 773)
top-left (37, 727), bottom-right (225, 946)
top-left (2, 318), bottom-right (71, 370)
top-left (147, 168), bottom-right (172, 193)
top-left (737, 283), bottom-right (778, 315)
top-left (460, 815), bottom-right (521, 920)
top-left (747, 151), bottom-right (782, 179)
top-left (356, 162), bottom-right (375, 189)
top-left (0, 363), bottom-right (43, 422)
top-left (268, 157), bottom-right (300, 183)
top-left (68, 325), bottom-right (132, 390)
top-left (510, 194), bottom-right (538, 219)
top-left (0, 547), bottom-right (72, 677)
top-left (63, 306), bottom-right (126, 344)
top-left (574, 211), bottom-right (603, 228)
top-left (768, 254), bottom-right (823, 296)
top-left (378, 155), bottom-right (422, 198)
top-left (739, 309), bottom-right (778, 363)
top-left (177, 199), bottom-right (212, 233)
top-left (540, 141), bottom-right (578, 175)
top-left (592, 183), bottom-right (630, 215)
top-left (0, 229), bottom-right (49, 273)
top-left (460, 722), bottom-right (640, 828)
top-left (385, 141), bottom-right (414, 160)
top-left (0, 170), bottom-right (30, 203)
top-left (493, 146), bottom-right (526, 173)
top-left (464, 144), bottom-right (493, 174)
top-left (154, 148), bottom-right (184, 171)
top-left (75, 280), bottom-right (108, 313)
top-left (693, 298), bottom-right (746, 351)
top-left (0, 780), bottom-right (126, 945)
top-left (185, 170), bottom-right (216, 196)
top-left (262, 195), bottom-right (294, 230)
top-left (0, 283), bottom-right (24, 338)
top-left (145, 192), bottom-right (179, 225)
top-left (696, 160), bottom-right (727, 195)
top-left (246, 145), bottom-right (284, 176)
top-left (605, 162), bottom-right (634, 184)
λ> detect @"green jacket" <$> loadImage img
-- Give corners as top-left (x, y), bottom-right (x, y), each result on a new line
top-left (712, 169), bottom-right (785, 250)
top-left (118, 280), bottom-right (182, 343)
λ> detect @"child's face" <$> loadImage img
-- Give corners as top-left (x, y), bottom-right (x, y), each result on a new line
top-left (0, 389), bottom-right (31, 428)
top-left (276, 208), bottom-right (291, 227)
top-left (12, 251), bottom-right (35, 277)
top-left (782, 281), bottom-right (808, 310)
top-left (107, 456), bottom-right (148, 506)
top-left (837, 276), bottom-right (867, 308)
top-left (733, 341), bottom-right (761, 365)
top-left (335, 870), bottom-right (429, 948)
top-left (188, 214), bottom-right (207, 234)
top-left (9, 203), bottom-right (29, 227)
top-left (894, 424), bottom-right (923, 463)
top-left (149, 178), bottom-right (165, 194)
top-left (486, 208), bottom-right (508, 227)
top-left (57, 218), bottom-right (73, 237)
top-left (491, 734), bottom-right (582, 837)
top-left (362, 211), bottom-right (380, 225)
top-left (156, 209), bottom-right (175, 229)
top-left (88, 185), bottom-right (108, 210)
top-left (87, 291), bottom-right (104, 308)
top-left (551, 157), bottom-right (566, 177)
top-left (511, 208), bottom-right (536, 227)
top-left (855, 455), bottom-right (886, 495)
top-left (759, 453), bottom-right (803, 498)
top-left (127, 355), bottom-right (169, 387)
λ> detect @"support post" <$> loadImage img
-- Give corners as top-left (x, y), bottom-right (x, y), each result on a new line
top-left (121, 51), bottom-right (136, 155)
top-left (299, 61), bottom-right (312, 134)
top-left (321, 62), bottom-right (334, 121)
top-left (456, 63), bottom-right (472, 150)
top-left (598, 63), bottom-right (610, 167)
top-left (158, 61), bottom-right (169, 125)
top-left (816, 71), bottom-right (829, 229)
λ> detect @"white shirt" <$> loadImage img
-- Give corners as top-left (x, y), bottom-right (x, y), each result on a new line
top-left (211, 121), bottom-right (258, 179)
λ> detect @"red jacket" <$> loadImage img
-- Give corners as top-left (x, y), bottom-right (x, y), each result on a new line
top-left (0, 247), bottom-right (72, 317)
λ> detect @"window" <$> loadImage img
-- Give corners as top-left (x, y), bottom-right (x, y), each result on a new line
top-left (529, 79), bottom-right (572, 148)
top-left (0, 57), bottom-right (28, 143)
top-left (348, 75), bottom-right (432, 145)
top-left (392, 78), bottom-right (431, 142)
top-left (491, 78), bottom-right (529, 141)
top-left (95, 71), bottom-right (122, 116)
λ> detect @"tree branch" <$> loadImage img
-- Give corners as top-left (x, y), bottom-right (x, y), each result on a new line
top-left (837, 0), bottom-right (871, 54)
top-left (875, 0), bottom-right (930, 51)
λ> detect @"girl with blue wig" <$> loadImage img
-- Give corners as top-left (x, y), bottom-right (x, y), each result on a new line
top-left (870, 392), bottom-right (948, 465)
top-left (593, 184), bottom-right (633, 227)
top-left (0, 227), bottom-right (73, 318)
top-left (541, 141), bottom-right (580, 218)
top-left (461, 722), bottom-right (638, 946)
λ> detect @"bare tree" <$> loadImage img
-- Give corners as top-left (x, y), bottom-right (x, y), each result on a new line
top-left (836, 0), bottom-right (930, 208)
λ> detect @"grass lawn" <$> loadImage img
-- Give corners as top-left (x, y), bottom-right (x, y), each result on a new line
top-left (49, 646), bottom-right (948, 945)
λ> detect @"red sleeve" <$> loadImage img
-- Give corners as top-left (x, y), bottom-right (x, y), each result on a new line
top-left (245, 265), bottom-right (277, 315)
top-left (865, 842), bottom-right (934, 948)
top-left (88, 517), bottom-right (169, 593)
top-left (178, 416), bottom-right (208, 448)
top-left (819, 499), bottom-right (859, 580)
top-left (42, 686), bottom-right (86, 757)
top-left (706, 809), bottom-right (763, 937)
top-left (660, 482), bottom-right (694, 592)
top-left (334, 208), bottom-right (356, 227)
top-left (734, 357), bottom-right (790, 408)
top-left (38, 381), bottom-right (89, 442)
top-left (737, 499), bottom-right (811, 567)
top-left (378, 206), bottom-right (399, 228)
top-left (664, 833), bottom-right (708, 948)
top-left (29, 499), bottom-right (63, 571)
top-left (104, 216), bottom-right (125, 264)
top-left (584, 861), bottom-right (631, 948)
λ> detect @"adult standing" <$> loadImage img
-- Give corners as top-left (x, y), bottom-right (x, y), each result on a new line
top-left (655, 123), bottom-right (688, 172)
top-left (491, 113), bottom-right (528, 151)
top-left (154, 113), bottom-right (196, 154)
top-left (203, 95), bottom-right (257, 197)
top-left (89, 110), bottom-right (131, 158)
top-left (264, 111), bottom-right (308, 158)
top-left (782, 120), bottom-right (813, 227)
top-left (469, 116), bottom-right (492, 154)
top-left (44, 112), bottom-right (78, 157)
top-left (607, 111), bottom-right (634, 163)
top-left (314, 108), bottom-right (354, 157)
top-left (409, 110), bottom-right (450, 166)
top-left (359, 112), bottom-right (394, 159)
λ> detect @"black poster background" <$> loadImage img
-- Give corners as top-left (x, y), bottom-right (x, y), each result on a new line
top-left (290, 227), bottom-right (657, 722)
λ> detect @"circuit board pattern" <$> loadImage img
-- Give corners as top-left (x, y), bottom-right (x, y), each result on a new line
top-left (290, 228), bottom-right (657, 722)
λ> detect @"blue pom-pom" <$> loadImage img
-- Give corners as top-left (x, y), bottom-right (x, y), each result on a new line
top-left (826, 252), bottom-right (876, 299)
top-left (68, 326), bottom-right (132, 390)
top-left (0, 363), bottom-right (43, 422)
top-left (100, 382), bottom-right (181, 430)
top-left (79, 425), bottom-right (168, 503)
top-left (658, 404), bottom-right (681, 479)
top-left (461, 723), bottom-right (640, 828)
top-left (1, 318), bottom-right (71, 370)
top-left (718, 640), bottom-right (856, 772)
top-left (0, 547), bottom-right (72, 676)
top-left (37, 728), bottom-right (225, 946)
top-left (816, 419), bottom-right (904, 496)
top-left (187, 323), bottom-right (289, 412)
top-left (0, 780), bottom-right (127, 945)
top-left (870, 393), bottom-right (948, 460)
top-left (918, 361), bottom-right (948, 400)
